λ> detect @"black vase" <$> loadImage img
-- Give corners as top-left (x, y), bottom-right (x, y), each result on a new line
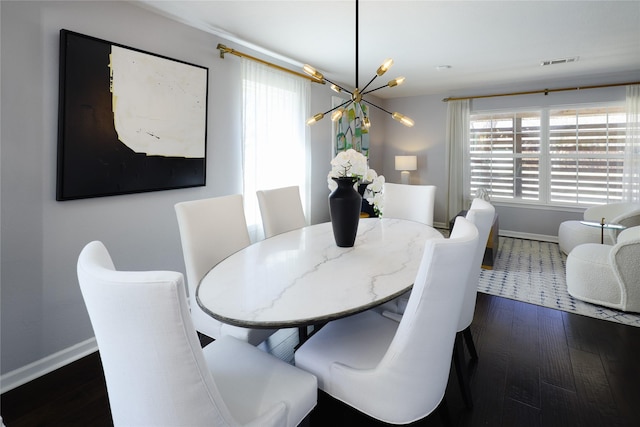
top-left (329, 177), bottom-right (362, 247)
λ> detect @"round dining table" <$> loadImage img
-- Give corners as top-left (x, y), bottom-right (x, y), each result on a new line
top-left (197, 218), bottom-right (443, 329)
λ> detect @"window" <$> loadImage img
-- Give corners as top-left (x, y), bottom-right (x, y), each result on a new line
top-left (469, 105), bottom-right (626, 207)
top-left (242, 59), bottom-right (310, 240)
top-left (548, 108), bottom-right (626, 205)
top-left (469, 112), bottom-right (541, 201)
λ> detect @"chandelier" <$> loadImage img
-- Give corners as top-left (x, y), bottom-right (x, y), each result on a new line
top-left (304, 0), bottom-right (414, 128)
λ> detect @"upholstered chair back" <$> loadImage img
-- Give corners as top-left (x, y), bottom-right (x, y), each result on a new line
top-left (78, 241), bottom-right (316, 426)
top-left (175, 195), bottom-right (274, 344)
top-left (584, 202), bottom-right (640, 241)
top-left (382, 183), bottom-right (436, 226)
top-left (374, 217), bottom-right (477, 419)
top-left (77, 241), bottom-right (236, 426)
top-left (460, 198), bottom-right (496, 330)
top-left (330, 217), bottom-right (476, 422)
top-left (257, 186), bottom-right (306, 238)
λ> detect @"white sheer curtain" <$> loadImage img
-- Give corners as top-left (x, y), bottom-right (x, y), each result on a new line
top-left (623, 84), bottom-right (640, 203)
top-left (241, 59), bottom-right (310, 241)
top-left (445, 99), bottom-right (470, 220)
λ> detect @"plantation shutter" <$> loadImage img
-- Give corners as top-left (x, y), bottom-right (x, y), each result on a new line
top-left (549, 107), bottom-right (626, 205)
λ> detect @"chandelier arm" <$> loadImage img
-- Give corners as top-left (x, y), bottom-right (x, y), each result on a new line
top-left (322, 78), bottom-right (353, 95)
top-left (361, 84), bottom-right (390, 96)
top-left (307, 99), bottom-right (354, 125)
top-left (321, 99), bottom-right (352, 116)
top-left (360, 74), bottom-right (379, 93)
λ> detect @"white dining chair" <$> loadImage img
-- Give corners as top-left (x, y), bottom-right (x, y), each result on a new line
top-left (385, 198), bottom-right (495, 409)
top-left (77, 240), bottom-right (317, 427)
top-left (256, 185), bottom-right (312, 343)
top-left (257, 186), bottom-right (306, 238)
top-left (175, 195), bottom-right (275, 345)
top-left (382, 182), bottom-right (436, 226)
top-left (376, 182), bottom-right (438, 314)
top-left (294, 217), bottom-right (478, 425)
top-left (451, 198), bottom-right (495, 408)
top-left (457, 198), bottom-right (495, 352)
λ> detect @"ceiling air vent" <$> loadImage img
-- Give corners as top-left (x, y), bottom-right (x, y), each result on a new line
top-left (541, 57), bottom-right (579, 66)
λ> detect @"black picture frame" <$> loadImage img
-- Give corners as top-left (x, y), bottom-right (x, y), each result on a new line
top-left (56, 29), bottom-right (208, 201)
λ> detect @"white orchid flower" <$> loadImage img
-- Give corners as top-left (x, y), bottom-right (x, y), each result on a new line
top-left (328, 149), bottom-right (385, 216)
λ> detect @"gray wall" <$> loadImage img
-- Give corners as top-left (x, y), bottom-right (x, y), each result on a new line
top-left (0, 0), bottom-right (354, 383)
top-left (1, 0), bottom-right (240, 378)
top-left (1, 0), bottom-right (636, 390)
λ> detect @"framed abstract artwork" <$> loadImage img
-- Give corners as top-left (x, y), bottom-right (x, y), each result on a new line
top-left (331, 96), bottom-right (370, 158)
top-left (56, 30), bottom-right (208, 200)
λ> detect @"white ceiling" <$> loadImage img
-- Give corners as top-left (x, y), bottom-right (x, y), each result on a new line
top-left (137, 0), bottom-right (640, 99)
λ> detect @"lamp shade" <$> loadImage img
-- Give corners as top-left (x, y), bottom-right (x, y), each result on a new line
top-left (395, 156), bottom-right (417, 171)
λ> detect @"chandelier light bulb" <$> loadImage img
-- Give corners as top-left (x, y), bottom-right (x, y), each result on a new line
top-left (392, 112), bottom-right (415, 127)
top-left (388, 76), bottom-right (405, 87)
top-left (306, 113), bottom-right (324, 125)
top-left (331, 108), bottom-right (345, 121)
top-left (363, 117), bottom-right (371, 129)
top-left (376, 58), bottom-right (394, 76)
top-left (303, 64), bottom-right (324, 81)
top-left (330, 84), bottom-right (342, 93)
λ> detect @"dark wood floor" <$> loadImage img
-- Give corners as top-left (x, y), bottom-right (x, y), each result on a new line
top-left (2, 293), bottom-right (640, 426)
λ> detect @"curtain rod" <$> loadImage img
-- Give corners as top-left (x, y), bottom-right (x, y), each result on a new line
top-left (442, 81), bottom-right (640, 102)
top-left (216, 44), bottom-right (324, 84)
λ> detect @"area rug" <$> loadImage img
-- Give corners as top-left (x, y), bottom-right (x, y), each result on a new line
top-left (477, 237), bottom-right (640, 327)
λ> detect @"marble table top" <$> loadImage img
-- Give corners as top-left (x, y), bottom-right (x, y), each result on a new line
top-left (197, 218), bottom-right (443, 328)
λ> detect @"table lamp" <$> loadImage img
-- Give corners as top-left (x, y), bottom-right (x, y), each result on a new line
top-left (395, 155), bottom-right (417, 185)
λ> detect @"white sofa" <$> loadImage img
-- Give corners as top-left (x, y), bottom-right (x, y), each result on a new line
top-left (558, 202), bottom-right (640, 255)
top-left (566, 226), bottom-right (640, 313)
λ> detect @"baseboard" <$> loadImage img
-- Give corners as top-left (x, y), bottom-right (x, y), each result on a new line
top-left (499, 230), bottom-right (558, 243)
top-left (1, 338), bottom-right (98, 394)
top-left (435, 221), bottom-right (558, 244)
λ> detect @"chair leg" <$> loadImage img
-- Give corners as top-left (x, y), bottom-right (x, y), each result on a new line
top-left (462, 326), bottom-right (478, 361)
top-left (436, 396), bottom-right (453, 427)
top-left (296, 323), bottom-right (327, 349)
top-left (452, 332), bottom-right (473, 409)
top-left (298, 326), bottom-right (308, 344)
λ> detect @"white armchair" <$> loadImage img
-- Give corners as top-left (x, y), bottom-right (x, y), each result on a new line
top-left (558, 202), bottom-right (640, 255)
top-left (77, 241), bottom-right (317, 426)
top-left (566, 226), bottom-right (640, 313)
